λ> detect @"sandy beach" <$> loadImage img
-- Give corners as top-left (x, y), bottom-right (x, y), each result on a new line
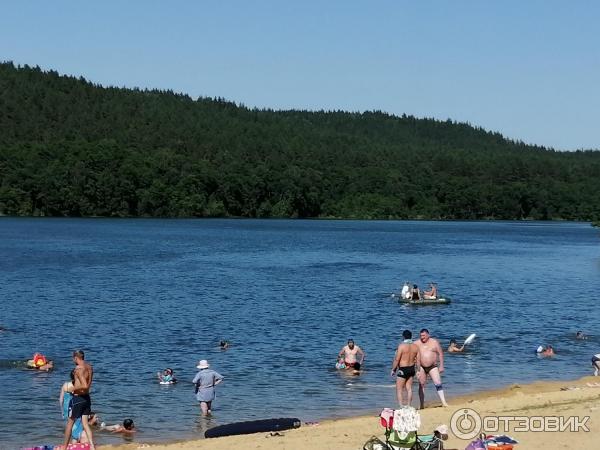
top-left (101, 375), bottom-right (599, 450)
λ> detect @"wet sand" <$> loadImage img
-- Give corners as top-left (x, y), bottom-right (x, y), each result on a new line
top-left (101, 375), bottom-right (600, 449)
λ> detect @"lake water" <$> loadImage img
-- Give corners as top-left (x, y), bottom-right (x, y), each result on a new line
top-left (0, 219), bottom-right (599, 449)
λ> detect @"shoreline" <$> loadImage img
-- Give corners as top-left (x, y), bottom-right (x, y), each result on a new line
top-left (100, 375), bottom-right (600, 449)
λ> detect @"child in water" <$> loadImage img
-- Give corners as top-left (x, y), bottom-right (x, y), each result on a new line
top-left (101, 418), bottom-right (136, 434)
top-left (27, 352), bottom-right (54, 371)
top-left (157, 368), bottom-right (176, 383)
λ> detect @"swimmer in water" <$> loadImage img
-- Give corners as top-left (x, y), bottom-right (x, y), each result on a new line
top-left (27, 353), bottom-right (54, 371)
top-left (541, 345), bottom-right (555, 357)
top-left (576, 331), bottom-right (588, 340)
top-left (219, 340), bottom-right (230, 350)
top-left (157, 368), bottom-right (176, 383)
top-left (447, 339), bottom-right (465, 353)
top-left (101, 418), bottom-right (136, 434)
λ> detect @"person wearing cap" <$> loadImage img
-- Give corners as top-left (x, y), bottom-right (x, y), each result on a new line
top-left (192, 360), bottom-right (224, 416)
top-left (338, 339), bottom-right (365, 372)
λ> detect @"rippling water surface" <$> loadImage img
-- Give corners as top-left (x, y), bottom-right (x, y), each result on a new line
top-left (1, 219), bottom-right (599, 448)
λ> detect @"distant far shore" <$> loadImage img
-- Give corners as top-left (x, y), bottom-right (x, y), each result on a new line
top-left (0, 214), bottom-right (594, 223)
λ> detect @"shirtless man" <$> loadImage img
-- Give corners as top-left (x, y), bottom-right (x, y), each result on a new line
top-left (415, 329), bottom-right (448, 408)
top-left (390, 330), bottom-right (419, 406)
top-left (423, 283), bottom-right (437, 299)
top-left (448, 339), bottom-right (465, 353)
top-left (63, 350), bottom-right (95, 450)
top-left (338, 339), bottom-right (365, 371)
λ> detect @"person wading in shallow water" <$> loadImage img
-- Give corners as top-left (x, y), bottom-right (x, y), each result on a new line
top-left (193, 360), bottom-right (224, 416)
top-left (338, 339), bottom-right (365, 371)
top-left (415, 329), bottom-right (448, 409)
top-left (391, 330), bottom-right (419, 406)
top-left (63, 350), bottom-right (95, 450)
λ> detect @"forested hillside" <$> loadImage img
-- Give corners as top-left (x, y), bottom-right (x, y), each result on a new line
top-left (1, 62), bottom-right (599, 220)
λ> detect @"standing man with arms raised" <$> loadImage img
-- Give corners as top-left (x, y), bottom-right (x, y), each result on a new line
top-left (390, 330), bottom-right (419, 406)
top-left (63, 350), bottom-right (95, 450)
top-left (415, 329), bottom-right (448, 409)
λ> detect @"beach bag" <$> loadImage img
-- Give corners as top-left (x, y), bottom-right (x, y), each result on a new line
top-left (465, 438), bottom-right (486, 450)
top-left (483, 434), bottom-right (517, 449)
top-left (363, 435), bottom-right (389, 450)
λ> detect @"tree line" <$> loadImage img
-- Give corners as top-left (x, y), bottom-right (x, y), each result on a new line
top-left (1, 61), bottom-right (599, 220)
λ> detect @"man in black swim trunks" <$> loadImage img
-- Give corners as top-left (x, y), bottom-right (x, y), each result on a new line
top-left (64, 350), bottom-right (95, 450)
top-left (391, 330), bottom-right (419, 406)
top-left (416, 329), bottom-right (448, 409)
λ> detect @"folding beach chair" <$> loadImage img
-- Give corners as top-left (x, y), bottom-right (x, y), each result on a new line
top-left (379, 408), bottom-right (449, 450)
top-left (413, 431), bottom-right (445, 450)
top-left (380, 407), bottom-right (421, 449)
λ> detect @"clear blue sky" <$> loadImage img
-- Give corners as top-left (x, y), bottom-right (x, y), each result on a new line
top-left (1, 1), bottom-right (598, 150)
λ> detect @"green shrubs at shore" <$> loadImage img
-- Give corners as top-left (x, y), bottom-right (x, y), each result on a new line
top-left (1, 62), bottom-right (600, 220)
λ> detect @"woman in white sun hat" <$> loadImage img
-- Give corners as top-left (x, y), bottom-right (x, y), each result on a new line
top-left (192, 360), bottom-right (224, 416)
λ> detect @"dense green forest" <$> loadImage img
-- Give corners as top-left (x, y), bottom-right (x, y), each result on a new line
top-left (1, 61), bottom-right (599, 220)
